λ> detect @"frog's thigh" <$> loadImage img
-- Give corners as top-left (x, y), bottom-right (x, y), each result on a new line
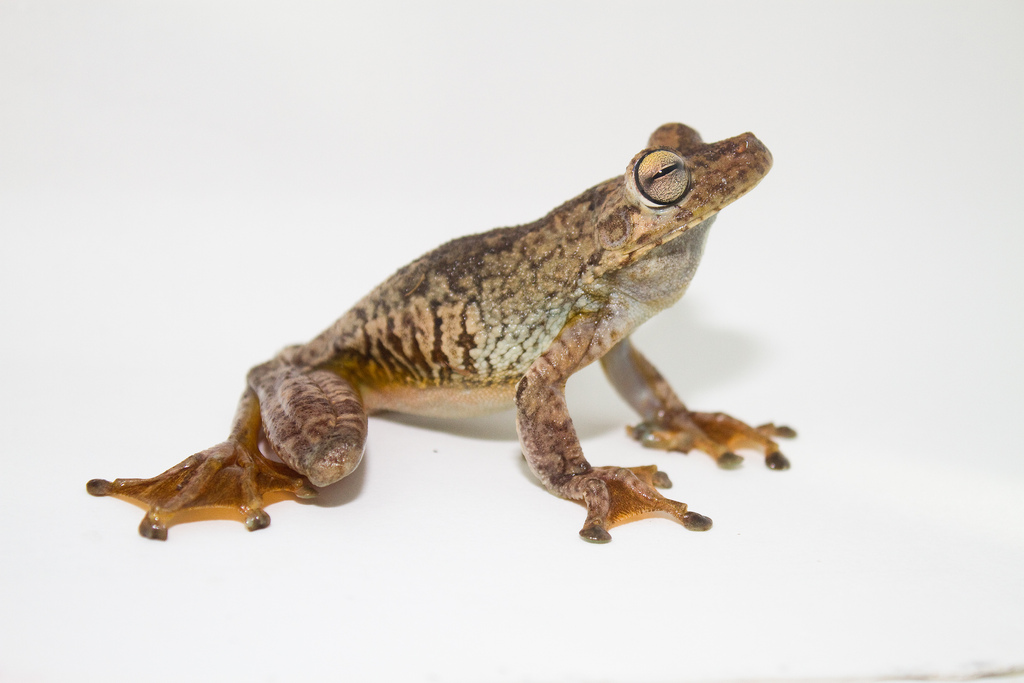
top-left (251, 366), bottom-right (367, 487)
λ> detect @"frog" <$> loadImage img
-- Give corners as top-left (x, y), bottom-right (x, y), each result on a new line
top-left (87, 122), bottom-right (794, 542)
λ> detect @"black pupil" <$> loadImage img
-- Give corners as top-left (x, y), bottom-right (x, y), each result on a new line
top-left (650, 162), bottom-right (679, 180)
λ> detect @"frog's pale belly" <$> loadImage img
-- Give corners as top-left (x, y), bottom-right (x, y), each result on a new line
top-left (362, 381), bottom-right (517, 418)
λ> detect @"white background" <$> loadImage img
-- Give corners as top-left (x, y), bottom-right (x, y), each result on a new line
top-left (2, 2), bottom-right (1022, 682)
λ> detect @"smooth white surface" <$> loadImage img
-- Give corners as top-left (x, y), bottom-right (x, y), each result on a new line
top-left (2, 2), bottom-right (1023, 682)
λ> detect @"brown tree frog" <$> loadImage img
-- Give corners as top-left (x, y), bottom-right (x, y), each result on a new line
top-left (88, 122), bottom-right (794, 542)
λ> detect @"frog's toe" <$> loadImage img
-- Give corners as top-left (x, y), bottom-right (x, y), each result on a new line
top-left (244, 508), bottom-right (271, 532)
top-left (651, 469), bottom-right (672, 488)
top-left (627, 464), bottom-right (673, 489)
top-left (138, 511), bottom-right (168, 541)
top-left (579, 523), bottom-right (612, 543)
top-left (758, 423), bottom-right (797, 439)
top-left (766, 451), bottom-right (791, 470)
top-left (681, 510), bottom-right (713, 531)
top-left (293, 483), bottom-right (319, 499)
top-left (86, 478), bottom-right (113, 496)
top-left (627, 422), bottom-right (695, 452)
top-left (716, 452), bottom-right (745, 469)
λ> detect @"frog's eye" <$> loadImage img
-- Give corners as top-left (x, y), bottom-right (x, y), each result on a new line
top-left (634, 149), bottom-right (689, 207)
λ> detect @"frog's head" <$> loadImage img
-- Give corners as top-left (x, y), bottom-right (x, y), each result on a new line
top-left (595, 123), bottom-right (773, 263)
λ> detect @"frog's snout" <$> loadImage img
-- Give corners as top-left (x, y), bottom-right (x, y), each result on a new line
top-left (735, 132), bottom-right (773, 174)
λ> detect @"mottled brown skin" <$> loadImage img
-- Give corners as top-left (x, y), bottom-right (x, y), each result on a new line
top-left (88, 122), bottom-right (794, 542)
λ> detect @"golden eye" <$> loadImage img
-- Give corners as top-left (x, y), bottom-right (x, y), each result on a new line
top-left (634, 149), bottom-right (689, 207)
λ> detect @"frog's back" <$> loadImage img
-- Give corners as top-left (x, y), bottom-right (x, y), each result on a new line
top-left (285, 207), bottom-right (603, 415)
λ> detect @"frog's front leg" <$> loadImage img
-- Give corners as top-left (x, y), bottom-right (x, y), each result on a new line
top-left (515, 317), bottom-right (712, 543)
top-left (601, 338), bottom-right (795, 470)
top-left (87, 361), bottom-right (366, 539)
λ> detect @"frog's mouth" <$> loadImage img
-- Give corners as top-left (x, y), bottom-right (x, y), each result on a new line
top-left (627, 133), bottom-right (773, 257)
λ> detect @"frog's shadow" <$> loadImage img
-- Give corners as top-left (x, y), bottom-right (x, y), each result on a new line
top-left (309, 304), bottom-right (766, 508)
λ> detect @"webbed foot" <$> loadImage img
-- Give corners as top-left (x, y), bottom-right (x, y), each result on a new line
top-left (629, 412), bottom-right (796, 470)
top-left (87, 441), bottom-right (316, 540)
top-left (569, 465), bottom-right (712, 543)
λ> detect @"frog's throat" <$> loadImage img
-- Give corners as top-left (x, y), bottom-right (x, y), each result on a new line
top-left (624, 212), bottom-right (718, 260)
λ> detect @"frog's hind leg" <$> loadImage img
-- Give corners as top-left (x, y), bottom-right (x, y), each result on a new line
top-left (250, 363), bottom-right (368, 488)
top-left (86, 364), bottom-right (367, 540)
top-left (86, 388), bottom-right (317, 540)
